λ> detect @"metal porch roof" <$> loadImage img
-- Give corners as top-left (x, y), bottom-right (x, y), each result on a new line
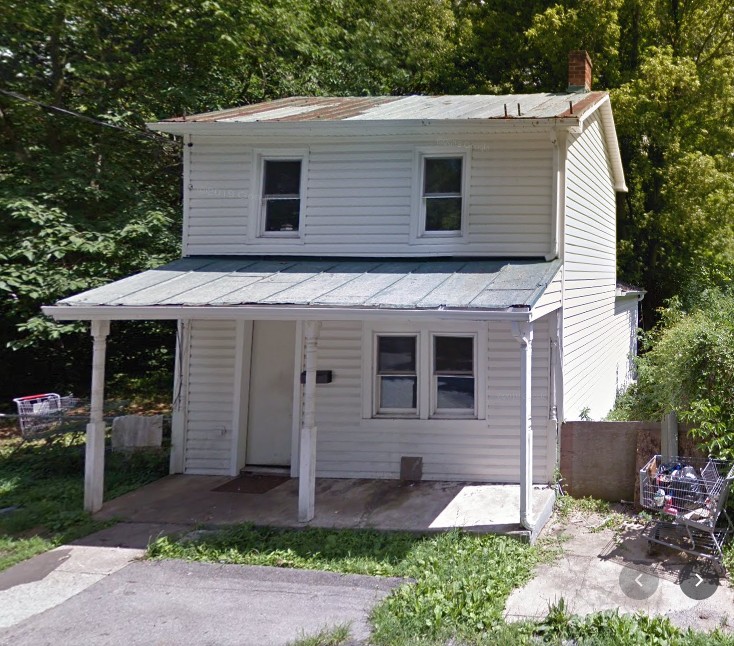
top-left (53, 257), bottom-right (562, 313)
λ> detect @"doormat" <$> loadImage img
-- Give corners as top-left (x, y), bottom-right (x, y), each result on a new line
top-left (212, 475), bottom-right (290, 494)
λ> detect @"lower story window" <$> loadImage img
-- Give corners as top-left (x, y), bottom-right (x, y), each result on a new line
top-left (433, 335), bottom-right (474, 413)
top-left (373, 331), bottom-right (477, 419)
top-left (376, 335), bottom-right (417, 415)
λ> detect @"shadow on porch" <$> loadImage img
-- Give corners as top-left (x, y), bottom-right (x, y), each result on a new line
top-left (96, 476), bottom-right (556, 541)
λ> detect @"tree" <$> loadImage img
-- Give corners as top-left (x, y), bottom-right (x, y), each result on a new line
top-left (0, 0), bottom-right (458, 403)
top-left (612, 2), bottom-right (734, 315)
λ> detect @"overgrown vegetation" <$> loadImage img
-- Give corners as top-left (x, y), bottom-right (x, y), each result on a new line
top-left (613, 292), bottom-right (734, 460)
top-left (288, 623), bottom-right (352, 646)
top-left (0, 433), bottom-right (169, 570)
top-left (150, 525), bottom-right (539, 643)
top-left (149, 517), bottom-right (734, 645)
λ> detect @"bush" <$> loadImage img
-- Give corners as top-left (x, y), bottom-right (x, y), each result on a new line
top-left (620, 292), bottom-right (734, 460)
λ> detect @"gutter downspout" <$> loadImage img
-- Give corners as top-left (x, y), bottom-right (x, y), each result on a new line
top-left (548, 310), bottom-right (561, 475)
top-left (512, 320), bottom-right (534, 531)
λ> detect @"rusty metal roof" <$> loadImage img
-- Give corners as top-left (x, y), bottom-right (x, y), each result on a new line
top-left (54, 257), bottom-right (562, 312)
top-left (159, 93), bottom-right (607, 123)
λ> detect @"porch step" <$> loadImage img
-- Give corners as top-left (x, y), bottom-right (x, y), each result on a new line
top-left (240, 466), bottom-right (290, 477)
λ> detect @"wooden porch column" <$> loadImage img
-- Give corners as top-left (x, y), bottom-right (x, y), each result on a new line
top-left (512, 321), bottom-right (534, 530)
top-left (298, 320), bottom-right (321, 522)
top-left (85, 319), bottom-right (110, 513)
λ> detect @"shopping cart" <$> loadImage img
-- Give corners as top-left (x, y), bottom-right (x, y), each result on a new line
top-left (12, 393), bottom-right (80, 440)
top-left (640, 454), bottom-right (734, 563)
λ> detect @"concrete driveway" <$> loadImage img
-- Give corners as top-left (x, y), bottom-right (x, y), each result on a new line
top-left (0, 524), bottom-right (403, 646)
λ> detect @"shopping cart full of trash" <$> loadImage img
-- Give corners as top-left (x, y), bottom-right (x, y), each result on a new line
top-left (640, 454), bottom-right (734, 563)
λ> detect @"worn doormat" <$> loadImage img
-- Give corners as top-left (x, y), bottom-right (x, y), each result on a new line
top-left (212, 475), bottom-right (290, 494)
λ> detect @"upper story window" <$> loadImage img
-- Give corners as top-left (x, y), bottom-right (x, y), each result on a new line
top-left (413, 148), bottom-right (469, 241)
top-left (423, 157), bottom-right (463, 232)
top-left (252, 150), bottom-right (307, 239)
top-left (262, 159), bottom-right (302, 235)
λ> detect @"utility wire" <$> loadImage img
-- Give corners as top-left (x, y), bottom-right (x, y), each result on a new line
top-left (0, 87), bottom-right (181, 146)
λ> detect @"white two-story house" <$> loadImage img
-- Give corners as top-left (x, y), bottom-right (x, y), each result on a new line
top-left (44, 52), bottom-right (641, 533)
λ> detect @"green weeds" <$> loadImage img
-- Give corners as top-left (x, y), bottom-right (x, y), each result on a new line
top-left (288, 623), bottom-right (352, 646)
top-left (0, 435), bottom-right (168, 570)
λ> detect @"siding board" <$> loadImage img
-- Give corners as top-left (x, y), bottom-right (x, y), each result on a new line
top-left (311, 317), bottom-right (552, 483)
top-left (184, 320), bottom-right (237, 474)
top-left (562, 111), bottom-right (630, 419)
top-left (185, 134), bottom-right (554, 256)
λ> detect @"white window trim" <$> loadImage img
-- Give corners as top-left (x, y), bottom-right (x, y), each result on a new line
top-left (430, 333), bottom-right (478, 419)
top-left (250, 148), bottom-right (308, 242)
top-left (373, 333), bottom-right (420, 418)
top-left (362, 321), bottom-right (487, 421)
top-left (411, 146), bottom-right (470, 243)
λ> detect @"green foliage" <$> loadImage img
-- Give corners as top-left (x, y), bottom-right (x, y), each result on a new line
top-left (371, 531), bottom-right (537, 642)
top-left (150, 525), bottom-right (538, 644)
top-left (150, 524), bottom-right (428, 577)
top-left (533, 601), bottom-right (681, 646)
top-left (0, 0), bottom-right (459, 403)
top-left (620, 292), bottom-right (734, 459)
top-left (288, 623), bottom-right (352, 646)
top-left (0, 435), bottom-right (169, 570)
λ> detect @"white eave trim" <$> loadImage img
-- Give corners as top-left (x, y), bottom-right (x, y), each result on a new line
top-left (42, 304), bottom-right (534, 323)
top-left (576, 94), bottom-right (627, 192)
top-left (146, 118), bottom-right (582, 137)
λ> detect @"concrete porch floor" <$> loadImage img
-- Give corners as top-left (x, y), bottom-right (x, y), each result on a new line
top-left (96, 476), bottom-right (556, 540)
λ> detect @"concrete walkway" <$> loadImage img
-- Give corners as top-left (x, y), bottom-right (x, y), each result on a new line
top-left (0, 523), bottom-right (403, 645)
top-left (0, 523), bottom-right (188, 629)
top-left (505, 510), bottom-right (734, 633)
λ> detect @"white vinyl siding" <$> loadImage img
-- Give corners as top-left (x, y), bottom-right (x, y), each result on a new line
top-left (184, 135), bottom-right (553, 257)
top-left (611, 296), bottom-right (639, 393)
top-left (311, 317), bottom-right (551, 483)
top-left (563, 111), bottom-right (621, 419)
top-left (183, 320), bottom-right (237, 474)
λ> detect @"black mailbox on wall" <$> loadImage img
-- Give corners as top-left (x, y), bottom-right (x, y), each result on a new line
top-left (300, 370), bottom-right (333, 385)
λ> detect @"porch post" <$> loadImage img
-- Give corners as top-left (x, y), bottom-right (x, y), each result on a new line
top-left (85, 319), bottom-right (110, 513)
top-left (512, 321), bottom-right (533, 530)
top-left (298, 320), bottom-right (321, 522)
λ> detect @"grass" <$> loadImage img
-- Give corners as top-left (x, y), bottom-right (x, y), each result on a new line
top-left (148, 496), bottom-right (734, 645)
top-left (150, 524), bottom-right (540, 644)
top-left (554, 494), bottom-right (628, 533)
top-left (0, 431), bottom-right (169, 571)
top-left (288, 623), bottom-right (352, 646)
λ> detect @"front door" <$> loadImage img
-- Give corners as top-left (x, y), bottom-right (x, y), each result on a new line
top-left (246, 321), bottom-right (296, 466)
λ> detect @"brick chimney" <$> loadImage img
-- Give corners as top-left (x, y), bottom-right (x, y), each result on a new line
top-left (567, 50), bottom-right (592, 93)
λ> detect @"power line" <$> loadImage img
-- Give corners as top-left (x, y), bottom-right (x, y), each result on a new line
top-left (0, 88), bottom-right (180, 146)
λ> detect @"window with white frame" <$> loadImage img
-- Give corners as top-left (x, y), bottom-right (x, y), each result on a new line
top-left (432, 335), bottom-right (475, 415)
top-left (371, 330), bottom-right (478, 419)
top-left (260, 158), bottom-right (303, 236)
top-left (417, 153), bottom-right (467, 236)
top-left (375, 335), bottom-right (418, 416)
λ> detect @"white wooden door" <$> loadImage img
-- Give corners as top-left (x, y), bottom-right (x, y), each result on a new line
top-left (246, 321), bottom-right (296, 466)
